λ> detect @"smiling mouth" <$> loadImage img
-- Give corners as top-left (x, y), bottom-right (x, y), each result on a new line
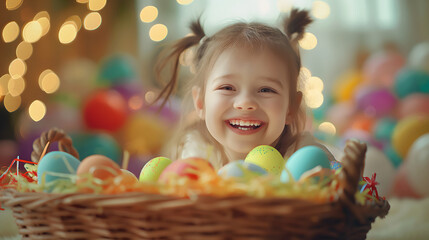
top-left (227, 119), bottom-right (263, 131)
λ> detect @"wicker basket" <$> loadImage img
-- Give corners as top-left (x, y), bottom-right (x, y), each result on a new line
top-left (0, 128), bottom-right (390, 240)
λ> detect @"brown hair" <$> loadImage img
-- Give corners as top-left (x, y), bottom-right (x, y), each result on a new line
top-left (154, 9), bottom-right (313, 168)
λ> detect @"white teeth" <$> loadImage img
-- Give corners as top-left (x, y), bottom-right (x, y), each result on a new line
top-left (229, 120), bottom-right (261, 127)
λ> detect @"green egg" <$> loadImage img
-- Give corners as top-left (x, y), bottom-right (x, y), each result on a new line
top-left (139, 157), bottom-right (172, 183)
top-left (245, 145), bottom-right (285, 175)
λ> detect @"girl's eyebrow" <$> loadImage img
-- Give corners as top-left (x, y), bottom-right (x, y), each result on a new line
top-left (211, 74), bottom-right (238, 83)
top-left (259, 76), bottom-right (284, 89)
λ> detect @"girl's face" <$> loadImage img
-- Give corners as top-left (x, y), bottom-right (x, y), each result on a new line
top-left (194, 47), bottom-right (293, 160)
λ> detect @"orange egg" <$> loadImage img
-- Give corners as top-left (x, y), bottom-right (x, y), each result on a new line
top-left (117, 169), bottom-right (138, 185)
top-left (77, 154), bottom-right (121, 183)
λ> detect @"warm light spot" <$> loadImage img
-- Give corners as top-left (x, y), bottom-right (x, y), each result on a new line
top-left (145, 91), bottom-right (156, 104)
top-left (67, 15), bottom-right (82, 31)
top-left (318, 122), bottom-right (336, 135)
top-left (2, 21), bottom-right (20, 43)
top-left (84, 12), bottom-right (102, 30)
top-left (0, 74), bottom-right (11, 96)
top-left (8, 76), bottom-right (25, 96)
top-left (6, 0), bottom-right (23, 10)
top-left (306, 76), bottom-right (324, 92)
top-left (4, 94), bottom-right (21, 112)
top-left (76, 0), bottom-right (89, 3)
top-left (304, 89), bottom-right (324, 109)
top-left (39, 70), bottom-right (60, 94)
top-left (149, 24), bottom-right (168, 42)
top-left (16, 41), bottom-right (33, 60)
top-left (312, 1), bottom-right (330, 19)
top-left (300, 67), bottom-right (312, 80)
top-left (59, 22), bottom-right (78, 44)
top-left (299, 32), bottom-right (317, 50)
top-left (140, 6), bottom-right (158, 23)
top-left (22, 21), bottom-right (42, 43)
top-left (9, 58), bottom-right (26, 79)
top-left (129, 95), bottom-right (144, 110)
top-left (34, 11), bottom-right (50, 36)
top-left (29, 100), bottom-right (47, 122)
top-left (277, 0), bottom-right (292, 12)
top-left (88, 0), bottom-right (107, 11)
top-left (177, 0), bottom-right (194, 5)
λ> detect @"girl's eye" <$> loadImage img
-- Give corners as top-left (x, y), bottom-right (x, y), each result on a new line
top-left (259, 87), bottom-right (277, 93)
top-left (218, 85), bottom-right (234, 91)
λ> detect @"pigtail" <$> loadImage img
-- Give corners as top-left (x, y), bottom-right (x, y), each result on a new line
top-left (154, 19), bottom-right (206, 109)
top-left (284, 9), bottom-right (313, 45)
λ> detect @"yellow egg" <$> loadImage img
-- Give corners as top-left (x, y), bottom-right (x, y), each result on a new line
top-left (392, 116), bottom-right (429, 158)
top-left (244, 145), bottom-right (285, 175)
top-left (139, 157), bottom-right (172, 183)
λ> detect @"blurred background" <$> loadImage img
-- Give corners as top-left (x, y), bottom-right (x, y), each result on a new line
top-left (1, 0), bottom-right (429, 238)
top-left (1, 0), bottom-right (429, 202)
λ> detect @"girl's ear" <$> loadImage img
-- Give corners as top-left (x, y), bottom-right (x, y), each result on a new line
top-left (192, 86), bottom-right (205, 120)
top-left (285, 91), bottom-right (303, 124)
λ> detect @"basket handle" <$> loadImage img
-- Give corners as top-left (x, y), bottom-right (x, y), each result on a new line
top-left (31, 128), bottom-right (79, 163)
top-left (338, 139), bottom-right (367, 205)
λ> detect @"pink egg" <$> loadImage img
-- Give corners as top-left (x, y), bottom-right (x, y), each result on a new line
top-left (77, 154), bottom-right (121, 182)
top-left (158, 157), bottom-right (215, 183)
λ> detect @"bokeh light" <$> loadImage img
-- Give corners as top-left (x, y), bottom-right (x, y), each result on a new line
top-left (306, 76), bottom-right (324, 92)
top-left (300, 67), bottom-right (312, 80)
top-left (149, 24), bottom-right (168, 42)
top-left (76, 0), bottom-right (89, 3)
top-left (88, 0), bottom-right (107, 11)
top-left (2, 21), bottom-right (20, 43)
top-left (34, 11), bottom-right (51, 36)
top-left (277, 0), bottom-right (293, 12)
top-left (299, 32), bottom-right (318, 50)
top-left (22, 21), bottom-right (43, 43)
top-left (145, 91), bottom-right (156, 104)
top-left (9, 58), bottom-right (27, 79)
top-left (312, 1), bottom-right (331, 19)
top-left (29, 100), bottom-right (47, 122)
top-left (3, 94), bottom-right (21, 112)
top-left (177, 0), bottom-right (194, 5)
top-left (16, 41), bottom-right (33, 60)
top-left (129, 95), bottom-right (144, 110)
top-left (67, 15), bottom-right (82, 31)
top-left (8, 76), bottom-right (25, 96)
top-left (318, 122), bottom-right (336, 135)
top-left (84, 12), bottom-right (102, 30)
top-left (140, 6), bottom-right (158, 23)
top-left (6, 0), bottom-right (23, 10)
top-left (0, 74), bottom-right (11, 96)
top-left (304, 89), bottom-right (324, 109)
top-left (59, 22), bottom-right (78, 44)
top-left (38, 69), bottom-right (60, 94)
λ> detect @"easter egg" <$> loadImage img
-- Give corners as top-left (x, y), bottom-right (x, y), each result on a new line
top-left (283, 146), bottom-right (331, 181)
top-left (218, 160), bottom-right (267, 179)
top-left (77, 154), bottom-right (121, 182)
top-left (404, 134), bottom-right (429, 197)
top-left (391, 116), bottom-right (429, 158)
top-left (139, 157), bottom-right (172, 183)
top-left (363, 147), bottom-right (396, 197)
top-left (245, 145), bottom-right (285, 175)
top-left (117, 169), bottom-right (138, 185)
top-left (158, 157), bottom-right (215, 183)
top-left (37, 151), bottom-right (80, 185)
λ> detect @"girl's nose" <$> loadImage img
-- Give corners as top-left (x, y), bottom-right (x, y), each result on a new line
top-left (233, 93), bottom-right (258, 111)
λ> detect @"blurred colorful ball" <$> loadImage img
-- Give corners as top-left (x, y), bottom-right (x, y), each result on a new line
top-left (355, 87), bottom-right (397, 117)
top-left (112, 83), bottom-right (144, 112)
top-left (408, 42), bottom-right (429, 72)
top-left (83, 89), bottom-right (128, 132)
top-left (350, 114), bottom-right (376, 132)
top-left (71, 132), bottom-right (121, 165)
top-left (362, 146), bottom-right (396, 197)
top-left (373, 118), bottom-right (397, 141)
top-left (391, 164), bottom-right (422, 198)
top-left (325, 102), bottom-right (356, 134)
top-left (333, 70), bottom-right (364, 102)
top-left (341, 129), bottom-right (384, 150)
top-left (384, 144), bottom-right (402, 168)
top-left (394, 69), bottom-right (429, 98)
top-left (392, 116), bottom-right (429, 158)
top-left (397, 93), bottom-right (429, 118)
top-left (405, 134), bottom-right (429, 197)
top-left (98, 55), bottom-right (136, 86)
top-left (363, 51), bottom-right (405, 88)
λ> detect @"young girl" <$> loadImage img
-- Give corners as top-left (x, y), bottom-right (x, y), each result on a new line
top-left (155, 9), bottom-right (335, 170)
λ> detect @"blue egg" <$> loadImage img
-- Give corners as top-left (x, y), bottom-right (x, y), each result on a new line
top-left (218, 160), bottom-right (267, 178)
top-left (284, 146), bottom-right (331, 181)
top-left (37, 151), bottom-right (81, 185)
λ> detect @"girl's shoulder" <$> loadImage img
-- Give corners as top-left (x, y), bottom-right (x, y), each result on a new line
top-left (180, 130), bottom-right (222, 169)
top-left (285, 131), bottom-right (337, 162)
